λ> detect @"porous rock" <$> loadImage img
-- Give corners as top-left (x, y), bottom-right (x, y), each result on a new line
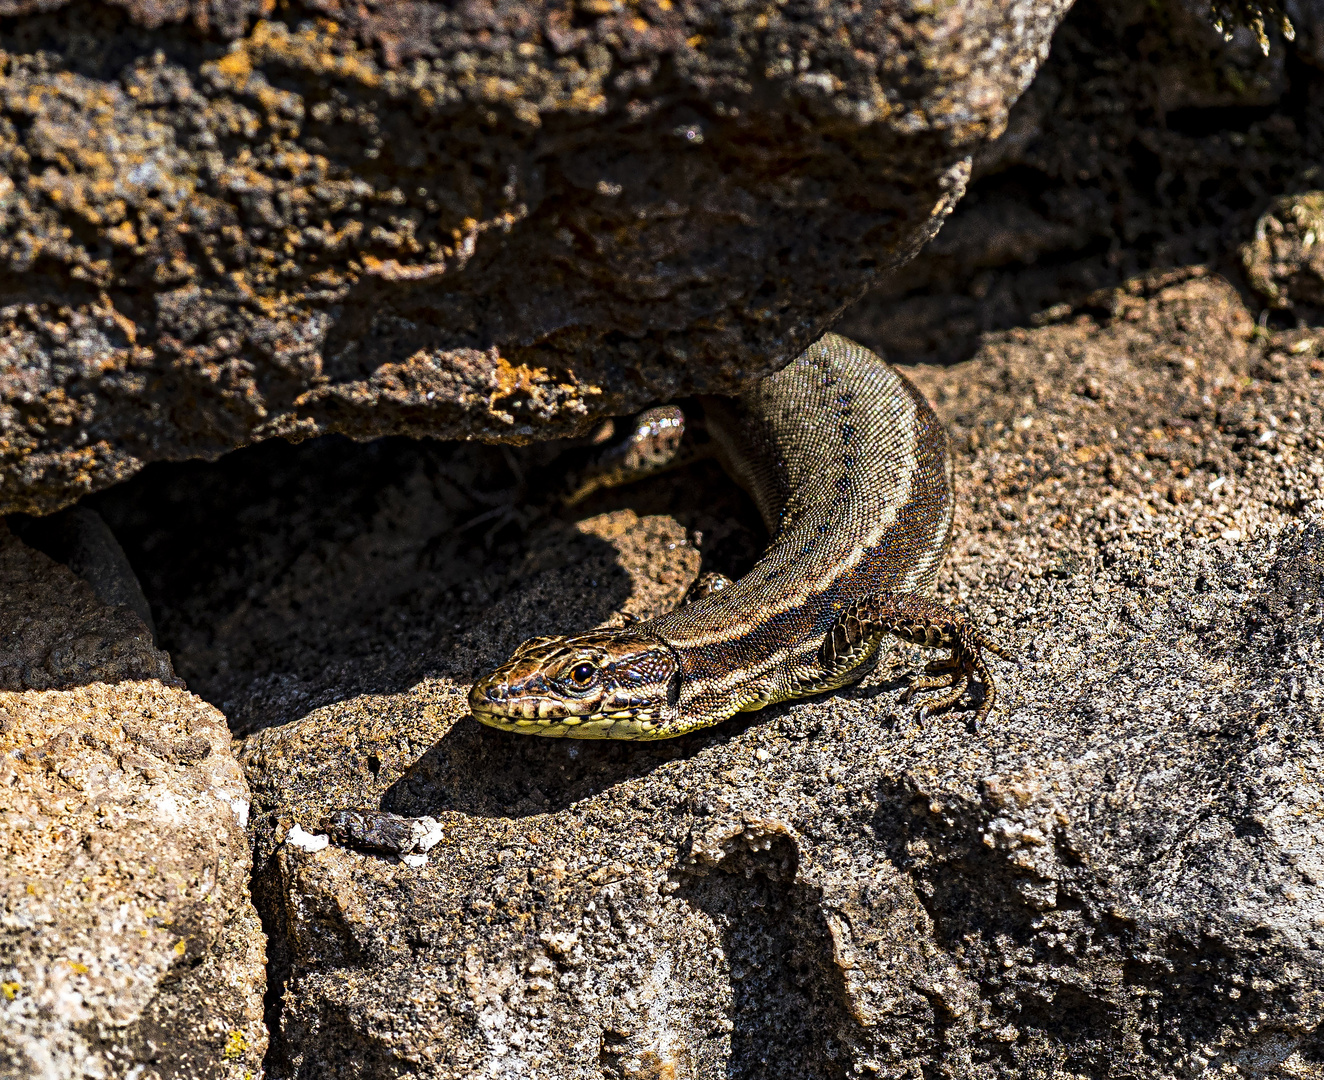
top-left (839, 0), bottom-right (1317, 365)
top-left (231, 272), bottom-right (1323, 1077)
top-left (0, 0), bottom-right (1073, 516)
top-left (0, 525), bottom-right (266, 1079)
top-left (0, 519), bottom-right (174, 691)
top-left (1242, 191), bottom-right (1324, 311)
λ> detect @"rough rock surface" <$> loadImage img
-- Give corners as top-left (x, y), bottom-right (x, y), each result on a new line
top-left (6, 1), bottom-right (1324, 1074)
top-left (12, 504), bottom-right (160, 641)
top-left (94, 266), bottom-right (1324, 1076)
top-left (0, 0), bottom-right (1072, 516)
top-left (0, 525), bottom-right (267, 1079)
top-left (838, 0), bottom-right (1322, 365)
top-left (0, 519), bottom-right (174, 693)
top-left (1243, 192), bottom-right (1324, 311)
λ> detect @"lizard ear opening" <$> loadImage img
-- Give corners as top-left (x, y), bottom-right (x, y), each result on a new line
top-left (666, 668), bottom-right (681, 708)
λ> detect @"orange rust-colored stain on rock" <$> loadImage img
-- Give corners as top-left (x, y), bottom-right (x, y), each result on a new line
top-left (214, 50), bottom-right (253, 80)
top-left (244, 20), bottom-right (385, 89)
top-left (491, 355), bottom-right (550, 402)
top-left (627, 1050), bottom-right (681, 1080)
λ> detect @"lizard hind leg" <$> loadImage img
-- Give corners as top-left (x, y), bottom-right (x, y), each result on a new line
top-left (824, 592), bottom-right (1012, 726)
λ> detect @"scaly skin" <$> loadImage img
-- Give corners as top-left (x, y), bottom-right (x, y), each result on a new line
top-left (470, 334), bottom-right (1012, 739)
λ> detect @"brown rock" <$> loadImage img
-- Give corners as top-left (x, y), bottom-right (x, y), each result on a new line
top-left (0, 528), bottom-right (266, 1078)
top-left (839, 0), bottom-right (1312, 366)
top-left (9, 1), bottom-right (1320, 1069)
top-left (208, 272), bottom-right (1321, 1076)
top-left (0, 0), bottom-right (1073, 515)
top-left (1242, 191), bottom-right (1324, 309)
top-left (0, 521), bottom-right (174, 691)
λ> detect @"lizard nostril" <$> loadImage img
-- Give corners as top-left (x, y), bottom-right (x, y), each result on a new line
top-left (486, 685), bottom-right (501, 700)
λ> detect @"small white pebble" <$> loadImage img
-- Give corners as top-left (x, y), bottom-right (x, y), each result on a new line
top-left (287, 824), bottom-right (329, 852)
top-left (412, 817), bottom-right (445, 854)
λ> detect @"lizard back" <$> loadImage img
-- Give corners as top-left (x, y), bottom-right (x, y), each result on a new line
top-left (642, 333), bottom-right (955, 724)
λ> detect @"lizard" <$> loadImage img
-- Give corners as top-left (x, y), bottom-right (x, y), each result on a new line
top-left (468, 333), bottom-right (1013, 740)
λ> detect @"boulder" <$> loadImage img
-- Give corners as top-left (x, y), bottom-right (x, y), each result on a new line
top-left (839, 0), bottom-right (1314, 365)
top-left (0, 525), bottom-right (267, 1079)
top-left (227, 272), bottom-right (1323, 1077)
top-left (0, 0), bottom-right (1073, 515)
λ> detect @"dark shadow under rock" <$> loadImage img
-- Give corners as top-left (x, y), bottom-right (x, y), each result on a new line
top-left (0, 522), bottom-right (174, 692)
top-left (91, 428), bottom-right (765, 737)
top-left (379, 716), bottom-right (732, 821)
top-left (839, 0), bottom-right (1324, 367)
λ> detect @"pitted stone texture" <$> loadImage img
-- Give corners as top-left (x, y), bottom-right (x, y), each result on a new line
top-left (1242, 191), bottom-right (1324, 311)
top-left (838, 0), bottom-right (1318, 367)
top-left (0, 0), bottom-right (1073, 515)
top-left (0, 521), bottom-right (175, 691)
top-left (0, 530), bottom-right (266, 1079)
top-left (233, 274), bottom-right (1323, 1077)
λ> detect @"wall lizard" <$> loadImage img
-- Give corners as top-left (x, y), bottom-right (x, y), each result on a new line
top-left (469, 333), bottom-right (1012, 740)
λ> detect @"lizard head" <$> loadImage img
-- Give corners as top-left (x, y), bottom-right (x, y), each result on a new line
top-left (468, 629), bottom-right (681, 739)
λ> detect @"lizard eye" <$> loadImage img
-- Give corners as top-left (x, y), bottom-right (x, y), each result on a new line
top-left (563, 662), bottom-right (598, 692)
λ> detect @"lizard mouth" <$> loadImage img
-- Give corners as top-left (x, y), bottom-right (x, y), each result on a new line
top-left (467, 682), bottom-right (670, 739)
top-left (469, 708), bottom-right (667, 740)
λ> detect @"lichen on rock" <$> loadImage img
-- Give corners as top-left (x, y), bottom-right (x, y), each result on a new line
top-left (1242, 191), bottom-right (1324, 309)
top-left (0, 0), bottom-right (1073, 515)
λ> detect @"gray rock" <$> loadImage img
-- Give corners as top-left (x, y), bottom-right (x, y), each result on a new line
top-left (0, 0), bottom-right (1072, 516)
top-left (0, 526), bottom-right (267, 1079)
top-left (13, 505), bottom-right (158, 640)
top-left (1242, 192), bottom-right (1324, 310)
top-left (231, 272), bottom-right (1323, 1077)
